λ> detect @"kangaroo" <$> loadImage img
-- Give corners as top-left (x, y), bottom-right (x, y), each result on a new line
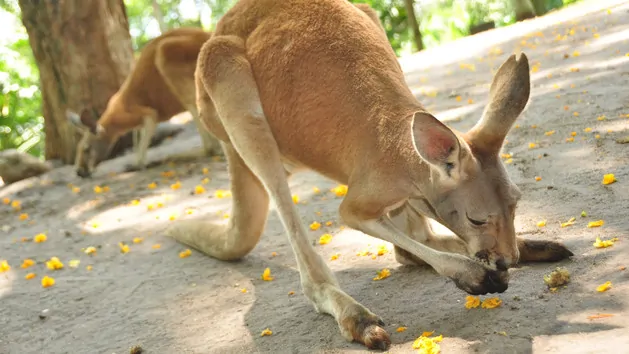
top-left (167, 0), bottom-right (573, 350)
top-left (67, 27), bottom-right (222, 178)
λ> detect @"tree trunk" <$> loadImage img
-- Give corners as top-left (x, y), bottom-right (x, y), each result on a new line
top-left (403, 0), bottom-right (424, 51)
top-left (18, 0), bottom-right (134, 164)
top-left (152, 0), bottom-right (168, 33)
top-left (512, 0), bottom-right (537, 22)
top-left (531, 0), bottom-right (548, 16)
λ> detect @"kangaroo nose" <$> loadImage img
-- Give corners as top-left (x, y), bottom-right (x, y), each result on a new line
top-left (77, 168), bottom-right (92, 178)
top-left (495, 257), bottom-right (509, 271)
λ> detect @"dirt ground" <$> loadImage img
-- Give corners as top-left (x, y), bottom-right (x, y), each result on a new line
top-left (1, 1), bottom-right (629, 353)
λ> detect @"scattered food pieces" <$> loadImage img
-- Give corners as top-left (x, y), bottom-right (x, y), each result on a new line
top-left (41, 276), bottom-right (55, 288)
top-left (330, 253), bottom-right (340, 261)
top-left (68, 260), bottom-right (81, 268)
top-left (25, 272), bottom-right (36, 280)
top-left (292, 194), bottom-right (299, 204)
top-left (21, 259), bottom-right (35, 269)
top-left (560, 217), bottom-right (576, 228)
top-left (596, 281), bottom-right (612, 292)
top-left (215, 189), bottom-right (232, 198)
top-left (593, 236), bottom-right (617, 248)
top-left (119, 242), bottom-right (130, 254)
top-left (84, 246), bottom-right (97, 255)
top-left (412, 332), bottom-right (443, 354)
top-left (331, 185), bottom-right (348, 197)
top-left (179, 249), bottom-right (192, 258)
top-left (587, 220), bottom-right (604, 228)
top-left (0, 260), bottom-right (10, 273)
top-left (544, 267), bottom-right (571, 288)
top-left (481, 297), bottom-right (502, 309)
top-left (396, 326), bottom-right (407, 332)
top-left (602, 174), bottom-right (616, 185)
top-left (19, 213), bottom-right (28, 221)
top-left (309, 221), bottom-right (321, 231)
top-left (34, 233), bottom-right (47, 243)
top-left (356, 249), bottom-right (371, 257)
top-left (537, 220), bottom-right (547, 227)
top-left (319, 233), bottom-right (333, 245)
top-left (132, 237), bottom-right (143, 244)
top-left (581, 210), bottom-right (587, 217)
top-left (261, 267), bottom-right (274, 281)
top-left (373, 268), bottom-right (391, 281)
top-left (465, 295), bottom-right (481, 309)
top-left (260, 328), bottom-right (273, 337)
top-left (45, 257), bottom-right (64, 270)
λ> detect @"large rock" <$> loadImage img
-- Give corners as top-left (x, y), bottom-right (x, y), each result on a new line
top-left (0, 149), bottom-right (52, 185)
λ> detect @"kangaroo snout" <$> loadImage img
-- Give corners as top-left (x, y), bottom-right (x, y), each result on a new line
top-left (475, 249), bottom-right (516, 271)
top-left (76, 168), bottom-right (92, 178)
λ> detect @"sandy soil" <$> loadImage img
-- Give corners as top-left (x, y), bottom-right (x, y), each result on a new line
top-left (1, 1), bottom-right (629, 353)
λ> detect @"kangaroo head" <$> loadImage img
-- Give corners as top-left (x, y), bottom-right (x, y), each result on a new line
top-left (67, 109), bottom-right (115, 178)
top-left (409, 53), bottom-right (531, 271)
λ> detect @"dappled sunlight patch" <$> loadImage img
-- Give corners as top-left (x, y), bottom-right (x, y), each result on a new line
top-left (433, 103), bottom-right (483, 123)
top-left (0, 266), bottom-right (15, 299)
top-left (589, 26), bottom-right (629, 48)
top-left (66, 198), bottom-right (105, 220)
top-left (71, 191), bottom-right (232, 235)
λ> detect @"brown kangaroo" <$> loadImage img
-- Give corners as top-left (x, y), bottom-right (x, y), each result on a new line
top-left (67, 27), bottom-right (222, 178)
top-left (167, 0), bottom-right (573, 350)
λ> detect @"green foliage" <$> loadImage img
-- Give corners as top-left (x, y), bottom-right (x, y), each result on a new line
top-left (0, 4), bottom-right (44, 157)
top-left (350, 0), bottom-right (416, 55)
top-left (124, 0), bottom-right (238, 50)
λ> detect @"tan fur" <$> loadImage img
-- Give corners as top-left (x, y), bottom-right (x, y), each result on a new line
top-left (167, 1), bottom-right (573, 350)
top-left (67, 27), bottom-right (222, 178)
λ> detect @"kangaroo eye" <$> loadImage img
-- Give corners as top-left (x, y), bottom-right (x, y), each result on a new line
top-left (466, 214), bottom-right (487, 226)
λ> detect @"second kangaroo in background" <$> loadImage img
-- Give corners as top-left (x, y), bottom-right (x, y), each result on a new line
top-left (67, 27), bottom-right (222, 178)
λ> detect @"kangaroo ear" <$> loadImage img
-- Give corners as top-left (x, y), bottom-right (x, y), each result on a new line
top-left (67, 109), bottom-right (97, 134)
top-left (411, 111), bottom-right (461, 176)
top-left (467, 53), bottom-right (531, 153)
